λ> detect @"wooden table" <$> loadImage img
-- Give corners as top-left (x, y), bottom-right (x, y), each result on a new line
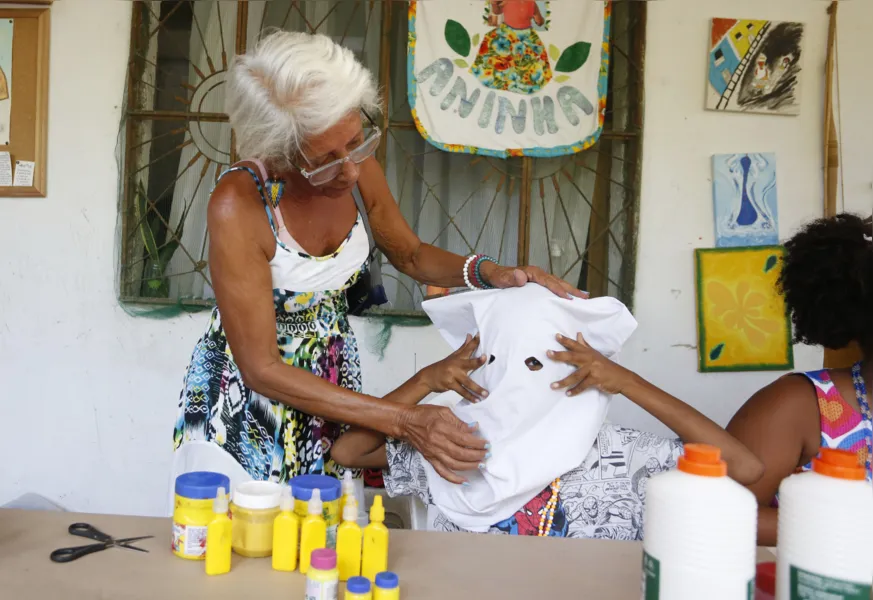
top-left (0, 509), bottom-right (775, 599)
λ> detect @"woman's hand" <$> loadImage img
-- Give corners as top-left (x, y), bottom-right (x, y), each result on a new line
top-left (480, 262), bottom-right (588, 300)
top-left (547, 333), bottom-right (636, 395)
top-left (397, 404), bottom-right (489, 485)
top-left (418, 334), bottom-right (488, 402)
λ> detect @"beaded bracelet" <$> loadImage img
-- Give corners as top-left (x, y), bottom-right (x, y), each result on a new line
top-left (473, 255), bottom-right (497, 289)
top-left (463, 255), bottom-right (479, 290)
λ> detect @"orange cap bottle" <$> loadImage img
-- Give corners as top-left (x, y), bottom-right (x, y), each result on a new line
top-left (678, 443), bottom-right (728, 478)
top-left (811, 448), bottom-right (865, 481)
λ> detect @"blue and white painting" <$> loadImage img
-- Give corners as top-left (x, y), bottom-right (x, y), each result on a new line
top-left (712, 152), bottom-right (779, 248)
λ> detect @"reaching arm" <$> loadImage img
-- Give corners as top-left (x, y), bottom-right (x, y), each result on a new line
top-left (207, 172), bottom-right (486, 482)
top-left (548, 334), bottom-right (765, 486)
top-left (356, 158), bottom-right (583, 298)
top-left (332, 335), bottom-right (486, 471)
top-left (725, 376), bottom-right (822, 546)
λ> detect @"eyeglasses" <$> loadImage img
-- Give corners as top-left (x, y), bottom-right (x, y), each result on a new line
top-left (297, 115), bottom-right (382, 186)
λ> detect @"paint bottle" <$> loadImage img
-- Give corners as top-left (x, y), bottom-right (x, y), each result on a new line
top-left (290, 475), bottom-right (342, 549)
top-left (300, 488), bottom-right (327, 575)
top-left (336, 498), bottom-right (362, 581)
top-left (204, 486), bottom-right (232, 576)
top-left (305, 548), bottom-right (339, 600)
top-left (230, 480), bottom-right (282, 558)
top-left (272, 486), bottom-right (300, 572)
top-left (338, 471), bottom-right (356, 517)
top-left (373, 572), bottom-right (400, 600)
top-left (641, 444), bottom-right (757, 600)
top-left (361, 496), bottom-right (389, 582)
top-left (345, 576), bottom-right (373, 600)
top-left (777, 448), bottom-right (873, 600)
top-left (172, 471), bottom-right (229, 560)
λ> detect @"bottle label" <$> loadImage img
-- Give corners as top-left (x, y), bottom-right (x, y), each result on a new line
top-left (641, 551), bottom-right (660, 600)
top-left (790, 565), bottom-right (872, 600)
top-left (172, 522), bottom-right (207, 558)
top-left (305, 577), bottom-right (338, 600)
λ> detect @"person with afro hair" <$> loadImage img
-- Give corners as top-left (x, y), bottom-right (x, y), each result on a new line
top-left (726, 212), bottom-right (873, 546)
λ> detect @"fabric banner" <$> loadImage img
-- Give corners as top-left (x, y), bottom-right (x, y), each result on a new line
top-left (408, 1), bottom-right (611, 158)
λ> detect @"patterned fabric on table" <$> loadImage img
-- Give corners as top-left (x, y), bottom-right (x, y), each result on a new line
top-left (799, 367), bottom-right (872, 476)
top-left (384, 424), bottom-right (683, 540)
top-left (173, 166), bottom-right (365, 483)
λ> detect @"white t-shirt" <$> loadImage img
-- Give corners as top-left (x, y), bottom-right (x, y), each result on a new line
top-left (419, 284), bottom-right (638, 530)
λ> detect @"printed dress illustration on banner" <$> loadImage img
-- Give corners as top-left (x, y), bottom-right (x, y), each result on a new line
top-left (408, 1), bottom-right (611, 158)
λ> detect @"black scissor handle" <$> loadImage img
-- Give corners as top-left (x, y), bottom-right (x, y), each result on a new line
top-left (68, 523), bottom-right (113, 544)
top-left (50, 543), bottom-right (108, 563)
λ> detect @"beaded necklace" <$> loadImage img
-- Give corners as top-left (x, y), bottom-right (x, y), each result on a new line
top-left (537, 478), bottom-right (562, 537)
top-left (851, 362), bottom-right (872, 481)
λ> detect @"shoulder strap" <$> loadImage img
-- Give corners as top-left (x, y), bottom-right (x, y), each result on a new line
top-left (248, 158), bottom-right (269, 184)
top-left (224, 161), bottom-right (280, 237)
top-left (352, 186), bottom-right (382, 282)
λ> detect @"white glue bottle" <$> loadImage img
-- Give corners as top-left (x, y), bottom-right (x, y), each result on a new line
top-left (641, 443), bottom-right (757, 600)
top-left (776, 448), bottom-right (873, 600)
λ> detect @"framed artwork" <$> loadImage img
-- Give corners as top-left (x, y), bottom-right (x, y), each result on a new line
top-left (695, 246), bottom-right (793, 373)
top-left (408, 0), bottom-right (611, 157)
top-left (706, 18), bottom-right (804, 115)
top-left (712, 152), bottom-right (779, 247)
top-left (0, 6), bottom-right (50, 197)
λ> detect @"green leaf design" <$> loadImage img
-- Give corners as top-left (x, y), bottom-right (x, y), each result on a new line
top-left (554, 74), bottom-right (571, 83)
top-left (454, 58), bottom-right (469, 68)
top-left (548, 44), bottom-right (560, 61)
top-left (472, 33), bottom-right (480, 48)
top-left (763, 255), bottom-right (779, 273)
top-left (444, 20), bottom-right (471, 57)
top-left (709, 343), bottom-right (725, 361)
top-left (555, 41), bottom-right (592, 73)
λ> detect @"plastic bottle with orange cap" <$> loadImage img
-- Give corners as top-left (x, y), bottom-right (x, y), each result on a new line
top-left (776, 447), bottom-right (873, 600)
top-left (641, 443), bottom-right (758, 600)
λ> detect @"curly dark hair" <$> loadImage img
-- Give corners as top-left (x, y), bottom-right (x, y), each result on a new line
top-left (779, 213), bottom-right (873, 355)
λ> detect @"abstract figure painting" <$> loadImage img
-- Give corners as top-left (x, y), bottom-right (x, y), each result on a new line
top-left (712, 152), bottom-right (778, 248)
top-left (707, 18), bottom-right (804, 115)
top-left (695, 246), bottom-right (793, 373)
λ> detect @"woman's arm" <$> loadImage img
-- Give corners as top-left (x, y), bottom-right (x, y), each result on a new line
top-left (355, 158), bottom-right (584, 299)
top-left (548, 334), bottom-right (765, 486)
top-left (332, 336), bottom-right (486, 470)
top-left (725, 376), bottom-right (822, 546)
top-left (207, 174), bottom-right (486, 483)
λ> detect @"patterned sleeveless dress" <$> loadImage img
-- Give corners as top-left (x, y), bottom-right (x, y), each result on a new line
top-left (173, 163), bottom-right (367, 484)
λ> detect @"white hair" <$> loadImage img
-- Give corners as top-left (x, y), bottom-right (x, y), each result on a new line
top-left (226, 31), bottom-right (381, 169)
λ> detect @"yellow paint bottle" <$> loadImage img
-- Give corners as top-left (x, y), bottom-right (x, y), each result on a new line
top-left (204, 486), bottom-right (232, 576)
top-left (338, 471), bottom-right (356, 517)
top-left (271, 486), bottom-right (299, 572)
top-left (373, 572), bottom-right (400, 600)
top-left (361, 496), bottom-right (389, 582)
top-left (346, 576), bottom-right (373, 600)
top-left (336, 498), bottom-right (362, 581)
top-left (300, 488), bottom-right (327, 575)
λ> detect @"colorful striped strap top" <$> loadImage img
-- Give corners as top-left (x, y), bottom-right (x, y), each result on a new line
top-left (799, 363), bottom-right (871, 479)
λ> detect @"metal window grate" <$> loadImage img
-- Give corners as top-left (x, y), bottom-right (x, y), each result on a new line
top-left (118, 0), bottom-right (645, 313)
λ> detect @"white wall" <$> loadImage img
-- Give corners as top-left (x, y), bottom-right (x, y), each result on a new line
top-left (1, 0), bottom-right (871, 517)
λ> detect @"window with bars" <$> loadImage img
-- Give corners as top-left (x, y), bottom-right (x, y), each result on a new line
top-left (118, 0), bottom-right (645, 313)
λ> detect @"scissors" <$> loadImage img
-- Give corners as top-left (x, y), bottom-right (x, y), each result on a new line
top-left (50, 522), bottom-right (153, 563)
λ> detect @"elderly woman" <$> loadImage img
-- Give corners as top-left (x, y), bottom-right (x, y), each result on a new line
top-left (172, 31), bottom-right (582, 491)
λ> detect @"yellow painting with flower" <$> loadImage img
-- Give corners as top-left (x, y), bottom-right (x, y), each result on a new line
top-left (695, 246), bottom-right (793, 372)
